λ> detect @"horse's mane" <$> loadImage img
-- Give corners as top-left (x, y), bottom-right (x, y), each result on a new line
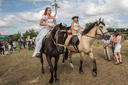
top-left (82, 21), bottom-right (105, 35)
top-left (51, 24), bottom-right (60, 36)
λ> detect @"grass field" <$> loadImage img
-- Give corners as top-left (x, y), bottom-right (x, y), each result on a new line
top-left (0, 40), bottom-right (128, 85)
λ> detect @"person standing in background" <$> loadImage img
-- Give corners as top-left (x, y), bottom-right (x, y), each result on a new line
top-left (13, 41), bottom-right (16, 51)
top-left (23, 40), bottom-right (26, 48)
top-left (102, 36), bottom-right (111, 61)
top-left (113, 32), bottom-right (122, 65)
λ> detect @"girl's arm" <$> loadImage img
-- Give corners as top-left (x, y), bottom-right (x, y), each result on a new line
top-left (40, 18), bottom-right (53, 28)
top-left (104, 42), bottom-right (110, 48)
top-left (53, 17), bottom-right (56, 28)
top-left (78, 24), bottom-right (83, 29)
top-left (114, 36), bottom-right (119, 44)
top-left (40, 18), bottom-right (49, 26)
top-left (71, 22), bottom-right (74, 31)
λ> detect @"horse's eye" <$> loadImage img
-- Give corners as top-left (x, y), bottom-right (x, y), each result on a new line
top-left (100, 26), bottom-right (103, 29)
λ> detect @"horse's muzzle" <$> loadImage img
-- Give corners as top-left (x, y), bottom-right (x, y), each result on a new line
top-left (57, 46), bottom-right (66, 54)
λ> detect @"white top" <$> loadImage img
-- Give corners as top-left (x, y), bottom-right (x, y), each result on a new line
top-left (115, 36), bottom-right (121, 47)
top-left (73, 23), bottom-right (80, 30)
top-left (42, 15), bottom-right (56, 30)
top-left (13, 42), bottom-right (16, 47)
top-left (110, 35), bottom-right (114, 41)
top-left (102, 39), bottom-right (110, 44)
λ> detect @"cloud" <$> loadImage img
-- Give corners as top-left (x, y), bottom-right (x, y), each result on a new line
top-left (0, 10), bottom-right (45, 35)
top-left (0, 20), bottom-right (7, 27)
top-left (0, 0), bottom-right (128, 35)
top-left (22, 0), bottom-right (51, 2)
top-left (57, 0), bottom-right (128, 27)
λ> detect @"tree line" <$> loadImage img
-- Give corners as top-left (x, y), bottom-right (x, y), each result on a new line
top-left (8, 29), bottom-right (38, 41)
top-left (8, 23), bottom-right (128, 41)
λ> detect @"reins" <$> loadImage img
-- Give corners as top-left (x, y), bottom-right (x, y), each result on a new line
top-left (85, 25), bottom-right (108, 39)
top-left (51, 27), bottom-right (67, 51)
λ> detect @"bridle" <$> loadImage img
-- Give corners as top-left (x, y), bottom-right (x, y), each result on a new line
top-left (51, 27), bottom-right (67, 52)
top-left (85, 23), bottom-right (109, 39)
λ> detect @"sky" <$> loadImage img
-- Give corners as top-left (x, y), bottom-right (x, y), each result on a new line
top-left (0, 0), bottom-right (128, 35)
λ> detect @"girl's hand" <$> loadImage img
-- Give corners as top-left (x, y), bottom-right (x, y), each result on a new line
top-left (75, 30), bottom-right (79, 32)
top-left (104, 46), bottom-right (106, 48)
top-left (47, 24), bottom-right (53, 28)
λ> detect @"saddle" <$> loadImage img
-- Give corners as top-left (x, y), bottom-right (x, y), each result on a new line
top-left (69, 35), bottom-right (80, 51)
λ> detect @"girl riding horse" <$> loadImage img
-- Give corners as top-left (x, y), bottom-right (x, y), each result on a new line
top-left (64, 18), bottom-right (110, 76)
top-left (33, 7), bottom-right (56, 57)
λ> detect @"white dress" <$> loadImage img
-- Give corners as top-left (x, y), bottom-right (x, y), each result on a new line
top-left (114, 36), bottom-right (121, 52)
top-left (32, 15), bottom-right (55, 57)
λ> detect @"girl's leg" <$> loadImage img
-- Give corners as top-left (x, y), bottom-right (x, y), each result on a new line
top-left (118, 52), bottom-right (122, 62)
top-left (33, 29), bottom-right (49, 57)
top-left (114, 52), bottom-right (119, 63)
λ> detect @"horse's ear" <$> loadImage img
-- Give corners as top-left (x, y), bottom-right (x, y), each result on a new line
top-left (97, 18), bottom-right (101, 24)
top-left (102, 18), bottom-right (104, 22)
top-left (59, 23), bottom-right (62, 27)
top-left (99, 17), bottom-right (101, 21)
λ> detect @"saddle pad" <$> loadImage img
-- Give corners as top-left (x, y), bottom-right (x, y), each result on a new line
top-left (69, 35), bottom-right (79, 46)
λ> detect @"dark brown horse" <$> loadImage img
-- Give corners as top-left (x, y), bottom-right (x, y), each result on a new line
top-left (39, 23), bottom-right (69, 84)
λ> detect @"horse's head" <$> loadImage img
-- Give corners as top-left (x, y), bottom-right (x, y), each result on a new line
top-left (95, 18), bottom-right (110, 39)
top-left (52, 23), bottom-right (69, 53)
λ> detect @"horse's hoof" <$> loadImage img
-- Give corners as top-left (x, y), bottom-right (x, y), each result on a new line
top-left (79, 71), bottom-right (84, 74)
top-left (92, 71), bottom-right (97, 77)
top-left (55, 78), bottom-right (59, 83)
top-left (79, 70), bottom-right (84, 74)
top-left (70, 63), bottom-right (74, 69)
top-left (49, 79), bottom-right (54, 84)
top-left (62, 62), bottom-right (65, 65)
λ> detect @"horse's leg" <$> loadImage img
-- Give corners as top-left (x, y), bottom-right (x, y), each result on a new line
top-left (62, 55), bottom-right (65, 64)
top-left (79, 52), bottom-right (84, 74)
top-left (46, 56), bottom-right (54, 84)
top-left (40, 54), bottom-right (44, 74)
top-left (54, 57), bottom-right (59, 83)
top-left (62, 49), bottom-right (68, 64)
top-left (69, 52), bottom-right (74, 69)
top-left (89, 52), bottom-right (97, 77)
top-left (39, 46), bottom-right (45, 74)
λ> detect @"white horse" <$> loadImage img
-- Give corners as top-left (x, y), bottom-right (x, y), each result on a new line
top-left (64, 18), bottom-right (110, 76)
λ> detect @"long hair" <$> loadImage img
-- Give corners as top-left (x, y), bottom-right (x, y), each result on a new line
top-left (43, 7), bottom-right (51, 15)
top-left (115, 32), bottom-right (120, 37)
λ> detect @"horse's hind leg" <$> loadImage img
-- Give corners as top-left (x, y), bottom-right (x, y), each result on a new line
top-left (89, 52), bottom-right (97, 77)
top-left (54, 57), bottom-right (59, 83)
top-left (79, 52), bottom-right (84, 74)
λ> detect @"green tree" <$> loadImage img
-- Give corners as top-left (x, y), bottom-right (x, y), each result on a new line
top-left (23, 29), bottom-right (38, 39)
top-left (85, 22), bottom-right (92, 28)
top-left (8, 32), bottom-right (21, 41)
